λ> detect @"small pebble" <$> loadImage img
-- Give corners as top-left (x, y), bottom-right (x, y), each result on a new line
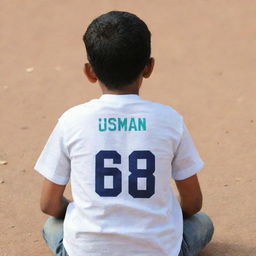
top-left (26, 67), bottom-right (34, 73)
top-left (21, 126), bottom-right (29, 130)
top-left (0, 160), bottom-right (8, 165)
top-left (33, 240), bottom-right (39, 243)
top-left (0, 179), bottom-right (5, 184)
top-left (224, 184), bottom-right (228, 187)
top-left (11, 225), bottom-right (15, 228)
top-left (250, 120), bottom-right (254, 123)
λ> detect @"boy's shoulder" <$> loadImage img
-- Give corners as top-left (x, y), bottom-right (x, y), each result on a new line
top-left (144, 98), bottom-right (180, 112)
top-left (142, 98), bottom-right (183, 121)
top-left (58, 98), bottom-right (99, 120)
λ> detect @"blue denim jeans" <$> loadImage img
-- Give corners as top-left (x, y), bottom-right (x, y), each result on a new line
top-left (42, 212), bottom-right (214, 256)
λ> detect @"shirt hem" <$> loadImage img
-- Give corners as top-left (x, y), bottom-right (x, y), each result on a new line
top-left (172, 160), bottom-right (204, 180)
top-left (34, 163), bottom-right (70, 185)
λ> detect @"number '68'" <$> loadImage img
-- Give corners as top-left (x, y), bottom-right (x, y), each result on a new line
top-left (95, 150), bottom-right (155, 198)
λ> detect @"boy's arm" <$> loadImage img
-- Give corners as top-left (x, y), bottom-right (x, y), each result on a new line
top-left (40, 178), bottom-right (71, 219)
top-left (175, 174), bottom-right (202, 219)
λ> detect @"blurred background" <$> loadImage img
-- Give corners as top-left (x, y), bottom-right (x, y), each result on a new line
top-left (0, 0), bottom-right (255, 255)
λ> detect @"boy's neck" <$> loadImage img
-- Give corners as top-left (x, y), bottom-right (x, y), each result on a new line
top-left (99, 79), bottom-right (142, 95)
top-left (101, 87), bottom-right (139, 95)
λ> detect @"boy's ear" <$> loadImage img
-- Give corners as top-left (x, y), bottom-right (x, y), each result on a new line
top-left (143, 57), bottom-right (155, 79)
top-left (84, 63), bottom-right (98, 83)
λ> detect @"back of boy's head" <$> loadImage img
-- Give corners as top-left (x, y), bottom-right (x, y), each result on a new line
top-left (83, 11), bottom-right (151, 89)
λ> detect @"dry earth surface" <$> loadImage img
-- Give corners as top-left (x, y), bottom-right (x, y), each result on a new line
top-left (0, 0), bottom-right (256, 255)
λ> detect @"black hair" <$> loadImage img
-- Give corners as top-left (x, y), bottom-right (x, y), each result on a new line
top-left (83, 11), bottom-right (151, 89)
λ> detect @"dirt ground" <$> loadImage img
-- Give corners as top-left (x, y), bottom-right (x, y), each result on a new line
top-left (0, 0), bottom-right (256, 255)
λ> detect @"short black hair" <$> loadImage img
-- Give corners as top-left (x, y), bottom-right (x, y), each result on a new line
top-left (83, 11), bottom-right (151, 89)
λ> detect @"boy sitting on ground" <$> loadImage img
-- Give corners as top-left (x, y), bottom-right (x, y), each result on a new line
top-left (35, 11), bottom-right (214, 256)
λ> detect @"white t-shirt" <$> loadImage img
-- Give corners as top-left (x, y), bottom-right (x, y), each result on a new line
top-left (35, 94), bottom-right (204, 256)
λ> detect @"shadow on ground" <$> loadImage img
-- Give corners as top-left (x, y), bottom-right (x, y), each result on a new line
top-left (200, 242), bottom-right (256, 256)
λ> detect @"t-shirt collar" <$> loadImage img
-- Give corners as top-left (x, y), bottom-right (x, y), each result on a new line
top-left (99, 94), bottom-right (141, 102)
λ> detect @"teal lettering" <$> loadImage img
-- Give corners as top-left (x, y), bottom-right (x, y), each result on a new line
top-left (118, 118), bottom-right (127, 131)
top-left (99, 117), bottom-right (146, 132)
top-left (129, 118), bottom-right (137, 131)
top-left (99, 118), bottom-right (107, 132)
top-left (108, 118), bottom-right (117, 131)
top-left (138, 118), bottom-right (146, 131)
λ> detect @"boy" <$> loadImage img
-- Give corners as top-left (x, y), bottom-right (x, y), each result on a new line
top-left (35, 11), bottom-right (214, 256)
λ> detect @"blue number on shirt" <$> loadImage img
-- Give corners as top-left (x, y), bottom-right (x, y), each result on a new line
top-left (128, 151), bottom-right (155, 198)
top-left (95, 151), bottom-right (122, 197)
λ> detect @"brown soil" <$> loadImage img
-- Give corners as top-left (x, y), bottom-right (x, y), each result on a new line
top-left (0, 1), bottom-right (255, 255)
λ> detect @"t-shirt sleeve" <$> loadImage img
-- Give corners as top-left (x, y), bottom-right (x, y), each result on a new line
top-left (172, 123), bottom-right (204, 180)
top-left (34, 120), bottom-right (71, 185)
